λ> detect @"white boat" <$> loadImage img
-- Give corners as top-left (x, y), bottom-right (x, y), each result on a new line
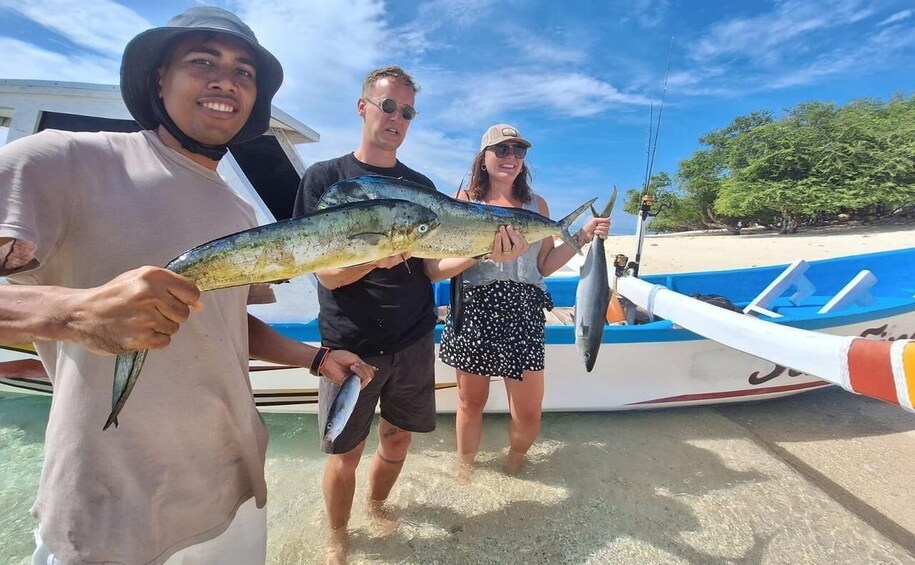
top-left (3, 80), bottom-right (914, 414)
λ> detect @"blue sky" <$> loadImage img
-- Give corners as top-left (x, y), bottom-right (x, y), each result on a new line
top-left (0, 0), bottom-right (912, 234)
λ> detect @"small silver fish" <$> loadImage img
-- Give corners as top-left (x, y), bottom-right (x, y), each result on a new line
top-left (575, 187), bottom-right (617, 372)
top-left (324, 374), bottom-right (361, 442)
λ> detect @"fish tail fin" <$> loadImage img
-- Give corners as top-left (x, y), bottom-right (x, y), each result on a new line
top-left (559, 197), bottom-right (598, 254)
top-left (104, 349), bottom-right (148, 430)
top-left (597, 186), bottom-right (619, 218)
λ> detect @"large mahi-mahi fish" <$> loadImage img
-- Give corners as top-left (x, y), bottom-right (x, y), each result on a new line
top-left (106, 199), bottom-right (439, 430)
top-left (316, 175), bottom-right (596, 258)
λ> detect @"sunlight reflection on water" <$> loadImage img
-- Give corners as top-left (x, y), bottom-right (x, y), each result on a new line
top-left (1, 393), bottom-right (584, 565)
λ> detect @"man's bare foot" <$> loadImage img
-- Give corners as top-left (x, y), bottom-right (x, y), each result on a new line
top-left (505, 449), bottom-right (525, 476)
top-left (325, 528), bottom-right (348, 565)
top-left (367, 498), bottom-right (398, 535)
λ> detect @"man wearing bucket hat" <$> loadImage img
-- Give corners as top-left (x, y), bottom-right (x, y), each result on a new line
top-left (0, 6), bottom-right (373, 564)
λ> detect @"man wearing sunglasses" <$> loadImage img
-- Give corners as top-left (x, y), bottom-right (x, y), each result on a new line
top-left (292, 66), bottom-right (436, 563)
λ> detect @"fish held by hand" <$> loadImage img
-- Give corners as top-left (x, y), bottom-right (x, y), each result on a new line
top-left (324, 374), bottom-right (361, 443)
top-left (105, 199), bottom-right (439, 430)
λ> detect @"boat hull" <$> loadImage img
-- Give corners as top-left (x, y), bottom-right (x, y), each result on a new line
top-left (228, 309), bottom-right (915, 413)
top-left (4, 247), bottom-right (914, 413)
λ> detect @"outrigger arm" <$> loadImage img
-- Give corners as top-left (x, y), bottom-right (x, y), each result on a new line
top-left (614, 272), bottom-right (915, 414)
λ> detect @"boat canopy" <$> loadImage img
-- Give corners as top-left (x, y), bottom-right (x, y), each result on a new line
top-left (0, 79), bottom-right (318, 223)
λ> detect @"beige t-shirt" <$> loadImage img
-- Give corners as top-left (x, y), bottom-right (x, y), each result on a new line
top-left (0, 129), bottom-right (271, 564)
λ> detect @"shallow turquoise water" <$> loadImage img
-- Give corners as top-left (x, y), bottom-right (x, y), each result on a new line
top-left (5, 390), bottom-right (913, 565)
top-left (0, 392), bottom-right (464, 564)
top-left (0, 394), bottom-right (47, 563)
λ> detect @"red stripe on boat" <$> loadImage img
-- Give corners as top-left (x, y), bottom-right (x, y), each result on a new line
top-left (848, 339), bottom-right (898, 404)
top-left (0, 359), bottom-right (47, 380)
top-left (628, 380), bottom-right (830, 405)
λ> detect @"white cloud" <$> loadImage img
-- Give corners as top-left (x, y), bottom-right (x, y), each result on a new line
top-left (0, 37), bottom-right (119, 83)
top-left (415, 0), bottom-right (497, 29)
top-left (437, 71), bottom-right (651, 125)
top-left (235, 0), bottom-right (389, 113)
top-left (504, 27), bottom-right (588, 65)
top-left (621, 0), bottom-right (672, 29)
top-left (878, 9), bottom-right (913, 27)
top-left (0, 0), bottom-right (150, 55)
top-left (689, 0), bottom-right (874, 65)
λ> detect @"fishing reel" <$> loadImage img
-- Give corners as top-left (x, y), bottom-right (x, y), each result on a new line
top-left (613, 253), bottom-right (631, 278)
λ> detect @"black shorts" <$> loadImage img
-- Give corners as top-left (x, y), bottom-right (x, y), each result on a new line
top-left (319, 331), bottom-right (436, 454)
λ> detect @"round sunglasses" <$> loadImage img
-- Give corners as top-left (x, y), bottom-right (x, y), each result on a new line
top-left (488, 144), bottom-right (528, 159)
top-left (364, 97), bottom-right (418, 121)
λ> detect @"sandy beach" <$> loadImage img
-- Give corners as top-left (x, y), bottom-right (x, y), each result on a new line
top-left (605, 221), bottom-right (915, 274)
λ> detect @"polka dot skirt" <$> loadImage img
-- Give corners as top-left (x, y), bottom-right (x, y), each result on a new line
top-left (440, 280), bottom-right (553, 381)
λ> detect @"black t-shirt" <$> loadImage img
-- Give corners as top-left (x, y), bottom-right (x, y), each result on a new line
top-left (293, 153), bottom-right (437, 356)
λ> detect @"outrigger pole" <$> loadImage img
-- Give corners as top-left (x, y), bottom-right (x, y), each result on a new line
top-left (616, 274), bottom-right (915, 413)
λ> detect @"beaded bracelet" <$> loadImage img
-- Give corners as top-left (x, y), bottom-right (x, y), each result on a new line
top-left (309, 346), bottom-right (331, 376)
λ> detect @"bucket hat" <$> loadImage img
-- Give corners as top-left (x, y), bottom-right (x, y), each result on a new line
top-left (120, 6), bottom-right (283, 144)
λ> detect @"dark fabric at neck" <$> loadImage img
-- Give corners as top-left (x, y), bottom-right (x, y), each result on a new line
top-left (149, 89), bottom-right (228, 161)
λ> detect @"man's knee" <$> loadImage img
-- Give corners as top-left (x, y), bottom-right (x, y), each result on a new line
top-left (378, 423), bottom-right (412, 460)
top-left (328, 442), bottom-right (366, 473)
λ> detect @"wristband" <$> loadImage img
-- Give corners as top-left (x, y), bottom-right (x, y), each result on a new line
top-left (317, 349), bottom-right (332, 375)
top-left (309, 346), bottom-right (331, 376)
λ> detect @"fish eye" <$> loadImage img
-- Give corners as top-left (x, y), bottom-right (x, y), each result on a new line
top-left (417, 224), bottom-right (429, 234)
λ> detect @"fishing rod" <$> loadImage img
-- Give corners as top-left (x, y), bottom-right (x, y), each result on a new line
top-left (630, 36), bottom-right (674, 278)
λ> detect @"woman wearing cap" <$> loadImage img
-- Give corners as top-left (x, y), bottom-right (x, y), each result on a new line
top-left (425, 124), bottom-right (610, 481)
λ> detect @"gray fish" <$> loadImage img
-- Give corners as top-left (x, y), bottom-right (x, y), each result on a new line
top-left (317, 175), bottom-right (596, 258)
top-left (575, 187), bottom-right (617, 372)
top-left (105, 199), bottom-right (440, 430)
top-left (324, 374), bottom-right (361, 443)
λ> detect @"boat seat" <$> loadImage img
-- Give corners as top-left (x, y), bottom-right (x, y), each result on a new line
top-left (546, 307), bottom-right (575, 325)
top-left (743, 259), bottom-right (815, 318)
top-left (817, 270), bottom-right (877, 314)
